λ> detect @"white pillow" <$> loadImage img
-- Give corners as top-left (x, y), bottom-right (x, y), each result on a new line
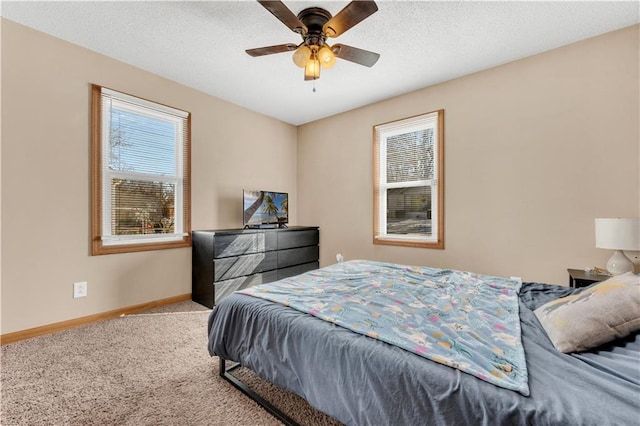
top-left (534, 272), bottom-right (640, 353)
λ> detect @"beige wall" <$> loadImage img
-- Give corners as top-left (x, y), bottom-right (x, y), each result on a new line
top-left (0, 20), bottom-right (297, 334)
top-left (298, 25), bottom-right (640, 285)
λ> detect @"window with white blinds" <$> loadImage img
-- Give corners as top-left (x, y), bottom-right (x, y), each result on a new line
top-left (91, 85), bottom-right (191, 255)
top-left (373, 110), bottom-right (444, 248)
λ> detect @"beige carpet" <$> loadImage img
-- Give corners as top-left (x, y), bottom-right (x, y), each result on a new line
top-left (1, 301), bottom-right (342, 426)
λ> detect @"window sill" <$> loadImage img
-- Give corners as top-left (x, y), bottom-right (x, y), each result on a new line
top-left (373, 236), bottom-right (444, 249)
top-left (92, 237), bottom-right (191, 255)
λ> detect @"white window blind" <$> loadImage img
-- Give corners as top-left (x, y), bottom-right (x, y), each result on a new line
top-left (374, 111), bottom-right (443, 248)
top-left (92, 86), bottom-right (191, 254)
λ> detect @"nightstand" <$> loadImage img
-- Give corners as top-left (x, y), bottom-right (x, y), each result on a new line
top-left (567, 268), bottom-right (610, 288)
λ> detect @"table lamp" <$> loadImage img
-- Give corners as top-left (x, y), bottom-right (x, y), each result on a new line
top-left (595, 218), bottom-right (640, 275)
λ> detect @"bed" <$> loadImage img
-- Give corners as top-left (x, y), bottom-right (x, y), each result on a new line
top-left (207, 260), bottom-right (640, 425)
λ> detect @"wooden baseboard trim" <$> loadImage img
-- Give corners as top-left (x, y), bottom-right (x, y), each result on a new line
top-left (0, 293), bottom-right (193, 345)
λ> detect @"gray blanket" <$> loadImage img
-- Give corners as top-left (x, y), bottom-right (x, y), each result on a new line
top-left (208, 282), bottom-right (640, 425)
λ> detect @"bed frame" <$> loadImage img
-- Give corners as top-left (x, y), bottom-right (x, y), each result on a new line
top-left (219, 357), bottom-right (300, 426)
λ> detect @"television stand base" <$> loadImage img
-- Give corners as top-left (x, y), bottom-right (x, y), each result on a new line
top-left (243, 224), bottom-right (288, 230)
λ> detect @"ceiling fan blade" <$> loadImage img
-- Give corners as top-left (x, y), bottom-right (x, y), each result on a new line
top-left (323, 1), bottom-right (378, 38)
top-left (246, 43), bottom-right (298, 57)
top-left (257, 1), bottom-right (307, 35)
top-left (332, 44), bottom-right (380, 67)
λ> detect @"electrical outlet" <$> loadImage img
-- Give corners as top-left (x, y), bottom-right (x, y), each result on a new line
top-left (73, 281), bottom-right (87, 298)
top-left (336, 253), bottom-right (344, 263)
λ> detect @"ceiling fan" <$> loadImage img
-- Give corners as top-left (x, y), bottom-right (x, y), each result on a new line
top-left (246, 0), bottom-right (380, 81)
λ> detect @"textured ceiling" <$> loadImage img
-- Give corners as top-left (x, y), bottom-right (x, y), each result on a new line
top-left (2, 1), bottom-right (639, 125)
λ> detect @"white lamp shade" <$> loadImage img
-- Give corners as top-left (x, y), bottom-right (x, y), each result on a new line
top-left (595, 218), bottom-right (640, 250)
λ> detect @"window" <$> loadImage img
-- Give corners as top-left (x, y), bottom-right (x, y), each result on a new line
top-left (373, 110), bottom-right (444, 248)
top-left (91, 85), bottom-right (191, 255)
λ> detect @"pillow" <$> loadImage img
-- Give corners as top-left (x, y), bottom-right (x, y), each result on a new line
top-left (534, 272), bottom-right (640, 353)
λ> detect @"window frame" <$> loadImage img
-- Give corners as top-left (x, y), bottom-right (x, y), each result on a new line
top-left (373, 110), bottom-right (444, 249)
top-left (91, 84), bottom-right (191, 255)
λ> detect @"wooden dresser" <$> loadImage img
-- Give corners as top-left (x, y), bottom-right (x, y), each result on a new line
top-left (192, 226), bottom-right (319, 308)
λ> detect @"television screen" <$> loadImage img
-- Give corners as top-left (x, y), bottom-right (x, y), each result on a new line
top-left (243, 190), bottom-right (289, 228)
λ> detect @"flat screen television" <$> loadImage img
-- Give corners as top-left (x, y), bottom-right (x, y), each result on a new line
top-left (243, 190), bottom-right (288, 228)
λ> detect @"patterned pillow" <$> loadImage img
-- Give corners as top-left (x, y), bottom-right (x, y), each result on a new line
top-left (534, 272), bottom-right (640, 353)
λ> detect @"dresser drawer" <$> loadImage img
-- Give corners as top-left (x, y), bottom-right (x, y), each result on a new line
top-left (277, 229), bottom-right (319, 250)
top-left (214, 251), bottom-right (277, 281)
top-left (214, 232), bottom-right (277, 258)
top-left (214, 271), bottom-right (278, 305)
top-left (277, 245), bottom-right (319, 269)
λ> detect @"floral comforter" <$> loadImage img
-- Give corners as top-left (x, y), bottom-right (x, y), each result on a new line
top-left (239, 260), bottom-right (529, 395)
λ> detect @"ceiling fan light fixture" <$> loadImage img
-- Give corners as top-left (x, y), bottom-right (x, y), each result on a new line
top-left (304, 58), bottom-right (321, 80)
top-left (317, 44), bottom-right (336, 69)
top-left (292, 45), bottom-right (311, 67)
top-left (249, 1), bottom-right (380, 82)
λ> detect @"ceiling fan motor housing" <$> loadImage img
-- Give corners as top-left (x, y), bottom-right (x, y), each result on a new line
top-left (297, 7), bottom-right (332, 47)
